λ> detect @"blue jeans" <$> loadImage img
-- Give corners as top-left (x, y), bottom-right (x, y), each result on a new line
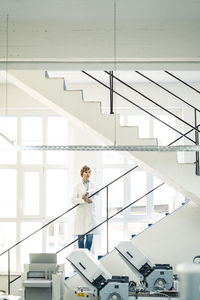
top-left (78, 234), bottom-right (93, 251)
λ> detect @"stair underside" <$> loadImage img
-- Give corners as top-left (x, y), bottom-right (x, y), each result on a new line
top-left (6, 70), bottom-right (200, 205)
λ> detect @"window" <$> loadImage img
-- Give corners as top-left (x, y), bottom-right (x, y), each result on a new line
top-left (0, 116), bottom-right (17, 164)
top-left (46, 169), bottom-right (68, 217)
top-left (46, 116), bottom-right (68, 164)
top-left (130, 170), bottom-right (147, 215)
top-left (46, 222), bottom-right (68, 252)
top-left (21, 116), bottom-right (43, 164)
top-left (23, 171), bottom-right (40, 215)
top-left (0, 112), bottom-right (70, 274)
top-left (0, 222), bottom-right (16, 272)
top-left (0, 169), bottom-right (17, 217)
top-left (102, 152), bottom-right (124, 164)
top-left (0, 108), bottom-right (185, 273)
top-left (102, 168), bottom-right (124, 217)
top-left (20, 222), bottom-right (42, 268)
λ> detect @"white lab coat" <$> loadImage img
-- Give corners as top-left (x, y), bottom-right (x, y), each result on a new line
top-left (72, 181), bottom-right (99, 235)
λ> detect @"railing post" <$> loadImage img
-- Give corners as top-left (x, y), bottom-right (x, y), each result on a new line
top-left (8, 249), bottom-right (10, 295)
top-left (194, 109), bottom-right (200, 175)
top-left (106, 186), bottom-right (109, 254)
top-left (109, 71), bottom-right (114, 114)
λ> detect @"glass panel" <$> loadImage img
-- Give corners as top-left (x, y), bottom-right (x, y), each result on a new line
top-left (47, 116), bottom-right (68, 143)
top-left (109, 222), bottom-right (123, 252)
top-left (99, 222), bottom-right (124, 254)
top-left (46, 222), bottom-right (71, 253)
top-left (46, 117), bottom-right (68, 164)
top-left (0, 222), bottom-right (16, 272)
top-left (102, 168), bottom-right (124, 217)
top-left (130, 170), bottom-right (147, 215)
top-left (21, 116), bottom-right (42, 164)
top-left (0, 116), bottom-right (17, 164)
top-left (153, 115), bottom-right (176, 145)
top-left (20, 222), bottom-right (42, 269)
top-left (21, 116), bottom-right (42, 143)
top-left (46, 151), bottom-right (68, 164)
top-left (22, 150), bottom-right (42, 164)
top-left (23, 171), bottom-right (40, 215)
top-left (99, 223), bottom-right (107, 255)
top-left (0, 169), bottom-right (16, 217)
top-left (102, 151), bottom-right (124, 164)
top-left (46, 169), bottom-right (68, 216)
top-left (128, 115), bottom-right (150, 138)
top-left (45, 212), bottom-right (78, 275)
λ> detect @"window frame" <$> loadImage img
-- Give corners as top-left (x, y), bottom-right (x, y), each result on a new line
top-left (0, 110), bottom-right (70, 273)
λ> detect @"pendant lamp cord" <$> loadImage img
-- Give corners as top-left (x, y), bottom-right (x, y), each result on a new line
top-left (114, 0), bottom-right (117, 146)
top-left (5, 14), bottom-right (9, 115)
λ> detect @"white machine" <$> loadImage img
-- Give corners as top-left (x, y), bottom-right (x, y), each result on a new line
top-left (66, 244), bottom-right (178, 300)
top-left (67, 249), bottom-right (112, 297)
top-left (20, 253), bottom-right (65, 300)
top-left (115, 241), bottom-right (174, 292)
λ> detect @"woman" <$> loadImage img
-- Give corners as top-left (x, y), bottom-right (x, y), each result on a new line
top-left (72, 165), bottom-right (98, 251)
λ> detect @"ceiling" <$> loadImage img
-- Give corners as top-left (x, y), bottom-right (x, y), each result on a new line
top-left (0, 0), bottom-right (200, 69)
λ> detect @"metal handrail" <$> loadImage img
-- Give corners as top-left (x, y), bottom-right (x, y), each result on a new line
top-left (6, 180), bottom-right (165, 289)
top-left (1, 165), bottom-right (140, 292)
top-left (106, 70), bottom-right (199, 175)
top-left (82, 70), bottom-right (200, 174)
top-left (168, 124), bottom-right (199, 146)
top-left (104, 70), bottom-right (200, 135)
top-left (134, 71), bottom-right (200, 173)
top-left (56, 182), bottom-right (164, 254)
top-left (2, 165), bottom-right (140, 293)
top-left (82, 70), bottom-right (200, 176)
top-left (0, 166), bottom-right (138, 257)
top-left (165, 71), bottom-right (200, 95)
top-left (0, 204), bottom-right (79, 257)
top-left (82, 70), bottom-right (195, 144)
top-left (135, 71), bottom-right (200, 113)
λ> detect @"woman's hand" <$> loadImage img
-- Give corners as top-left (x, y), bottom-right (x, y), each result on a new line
top-left (82, 192), bottom-right (92, 203)
top-left (82, 192), bottom-right (88, 200)
top-left (85, 198), bottom-right (93, 204)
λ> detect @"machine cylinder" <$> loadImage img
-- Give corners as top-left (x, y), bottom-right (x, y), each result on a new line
top-left (178, 263), bottom-right (200, 300)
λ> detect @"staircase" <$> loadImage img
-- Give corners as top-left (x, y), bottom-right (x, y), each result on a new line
top-left (6, 70), bottom-right (200, 202)
top-left (5, 70), bottom-right (200, 299)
